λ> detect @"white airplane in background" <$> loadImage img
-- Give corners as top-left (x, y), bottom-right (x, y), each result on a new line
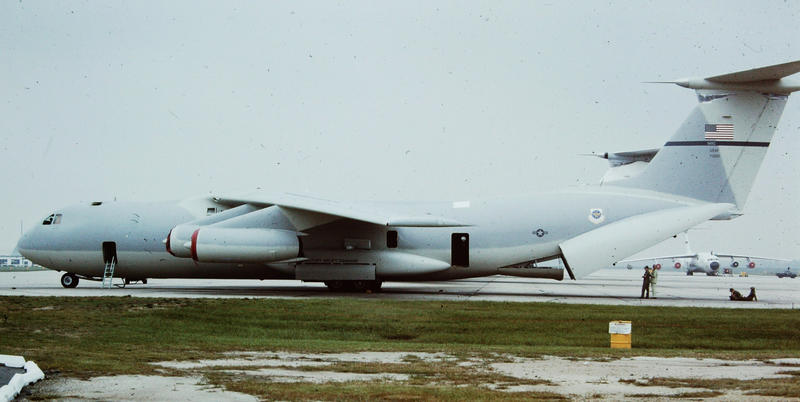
top-left (617, 233), bottom-right (791, 276)
top-left (16, 60), bottom-right (800, 291)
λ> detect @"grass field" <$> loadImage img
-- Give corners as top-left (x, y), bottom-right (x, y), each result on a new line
top-left (2, 296), bottom-right (799, 399)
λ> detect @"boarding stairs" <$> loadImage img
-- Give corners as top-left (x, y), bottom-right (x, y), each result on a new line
top-left (102, 257), bottom-right (116, 288)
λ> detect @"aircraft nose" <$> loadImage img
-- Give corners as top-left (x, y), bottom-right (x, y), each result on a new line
top-left (710, 261), bottom-right (720, 270)
top-left (16, 231), bottom-right (32, 256)
top-left (16, 226), bottom-right (41, 262)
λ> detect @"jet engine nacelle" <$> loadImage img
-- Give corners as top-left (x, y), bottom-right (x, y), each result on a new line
top-left (166, 203), bottom-right (263, 258)
top-left (166, 225), bottom-right (199, 258)
top-left (190, 228), bottom-right (300, 263)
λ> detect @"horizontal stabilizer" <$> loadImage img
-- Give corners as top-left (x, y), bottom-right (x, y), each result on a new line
top-left (559, 203), bottom-right (733, 278)
top-left (706, 60), bottom-right (800, 83)
top-left (591, 148), bottom-right (659, 167)
top-left (657, 59), bottom-right (800, 93)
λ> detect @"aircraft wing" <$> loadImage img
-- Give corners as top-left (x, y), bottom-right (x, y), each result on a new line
top-left (618, 254), bottom-right (696, 264)
top-left (714, 253), bottom-right (791, 261)
top-left (212, 192), bottom-right (469, 230)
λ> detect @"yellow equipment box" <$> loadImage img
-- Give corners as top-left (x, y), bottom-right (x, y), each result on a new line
top-left (609, 321), bottom-right (632, 349)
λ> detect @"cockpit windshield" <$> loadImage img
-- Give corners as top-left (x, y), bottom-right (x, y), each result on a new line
top-left (42, 213), bottom-right (63, 225)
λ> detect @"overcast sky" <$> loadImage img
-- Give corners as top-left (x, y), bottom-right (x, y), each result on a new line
top-left (1, 1), bottom-right (799, 259)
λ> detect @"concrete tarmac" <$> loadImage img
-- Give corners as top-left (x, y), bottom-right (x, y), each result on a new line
top-left (1, 268), bottom-right (799, 308)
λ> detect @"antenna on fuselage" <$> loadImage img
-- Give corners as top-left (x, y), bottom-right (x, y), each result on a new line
top-left (680, 231), bottom-right (690, 254)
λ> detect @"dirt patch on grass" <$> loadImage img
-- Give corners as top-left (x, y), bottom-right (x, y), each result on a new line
top-left (27, 374), bottom-right (257, 401)
top-left (223, 367), bottom-right (410, 383)
top-left (626, 372), bottom-right (800, 398)
top-left (26, 352), bottom-right (800, 400)
top-left (150, 352), bottom-right (800, 400)
top-left (490, 355), bottom-right (800, 398)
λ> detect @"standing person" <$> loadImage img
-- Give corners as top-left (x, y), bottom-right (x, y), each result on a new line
top-left (650, 265), bottom-right (659, 299)
top-left (640, 266), bottom-right (652, 299)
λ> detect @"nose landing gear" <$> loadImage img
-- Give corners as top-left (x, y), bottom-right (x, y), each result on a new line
top-left (58, 273), bottom-right (149, 288)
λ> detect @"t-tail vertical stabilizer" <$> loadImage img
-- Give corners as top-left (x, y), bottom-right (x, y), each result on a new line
top-left (612, 60), bottom-right (800, 212)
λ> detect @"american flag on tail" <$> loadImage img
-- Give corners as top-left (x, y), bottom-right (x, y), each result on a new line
top-left (704, 123), bottom-right (734, 141)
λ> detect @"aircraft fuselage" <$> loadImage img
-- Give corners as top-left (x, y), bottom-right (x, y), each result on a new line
top-left (17, 188), bottom-right (694, 282)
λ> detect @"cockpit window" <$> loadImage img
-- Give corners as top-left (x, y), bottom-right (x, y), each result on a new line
top-left (42, 213), bottom-right (63, 225)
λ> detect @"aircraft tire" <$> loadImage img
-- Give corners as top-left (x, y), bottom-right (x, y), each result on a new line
top-left (324, 280), bottom-right (347, 292)
top-left (351, 280), bottom-right (383, 292)
top-left (60, 273), bottom-right (79, 288)
top-left (367, 280), bottom-right (383, 292)
top-left (325, 280), bottom-right (381, 292)
top-left (686, 272), bottom-right (693, 276)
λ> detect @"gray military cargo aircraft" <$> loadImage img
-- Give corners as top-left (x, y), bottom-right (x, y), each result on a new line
top-left (17, 60), bottom-right (800, 291)
top-left (617, 232), bottom-right (791, 276)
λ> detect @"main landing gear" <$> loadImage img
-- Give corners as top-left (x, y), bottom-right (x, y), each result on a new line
top-left (324, 280), bottom-right (383, 292)
top-left (60, 273), bottom-right (79, 288)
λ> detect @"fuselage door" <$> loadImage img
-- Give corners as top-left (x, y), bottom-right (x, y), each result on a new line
top-left (451, 233), bottom-right (469, 267)
top-left (102, 241), bottom-right (117, 264)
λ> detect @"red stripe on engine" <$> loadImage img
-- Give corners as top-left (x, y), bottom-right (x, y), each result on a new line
top-left (165, 229), bottom-right (174, 256)
top-left (190, 229), bottom-right (200, 261)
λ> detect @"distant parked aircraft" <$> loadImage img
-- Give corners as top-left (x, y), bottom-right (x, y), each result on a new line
top-left (618, 233), bottom-right (790, 276)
